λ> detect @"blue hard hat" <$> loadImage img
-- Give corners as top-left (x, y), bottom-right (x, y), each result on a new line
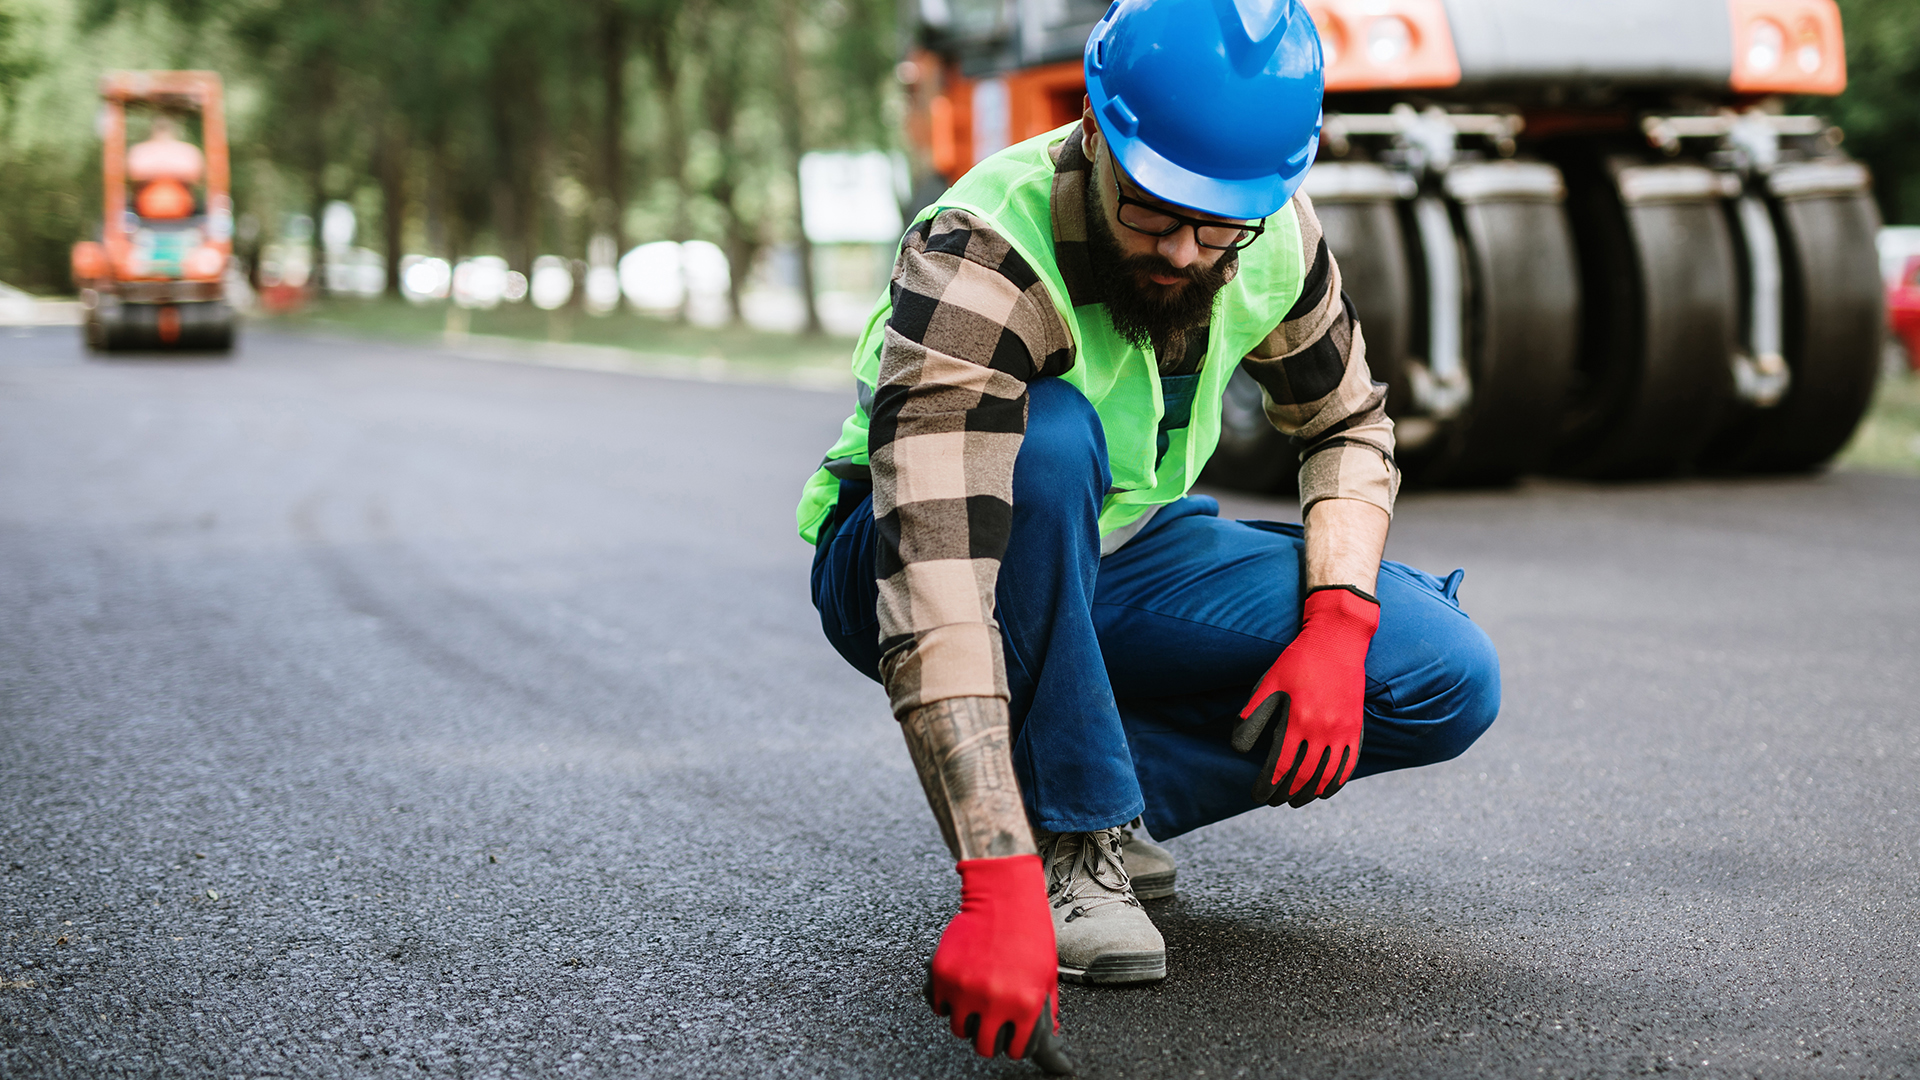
top-left (1084, 0), bottom-right (1324, 220)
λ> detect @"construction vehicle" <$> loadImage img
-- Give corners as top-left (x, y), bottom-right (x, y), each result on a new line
top-left (897, 0), bottom-right (1883, 483)
top-left (71, 71), bottom-right (235, 352)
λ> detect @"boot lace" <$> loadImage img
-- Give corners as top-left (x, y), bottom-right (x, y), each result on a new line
top-left (1038, 827), bottom-right (1139, 921)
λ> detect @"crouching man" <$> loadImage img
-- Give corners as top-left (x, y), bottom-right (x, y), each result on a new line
top-left (797, 0), bottom-right (1500, 1067)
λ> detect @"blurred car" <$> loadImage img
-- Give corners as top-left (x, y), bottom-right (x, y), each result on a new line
top-left (1890, 255), bottom-right (1920, 373)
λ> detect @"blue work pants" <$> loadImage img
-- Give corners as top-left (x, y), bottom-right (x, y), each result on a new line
top-left (810, 377), bottom-right (1500, 839)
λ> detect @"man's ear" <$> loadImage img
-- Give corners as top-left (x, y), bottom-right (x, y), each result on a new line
top-left (1081, 98), bottom-right (1101, 156)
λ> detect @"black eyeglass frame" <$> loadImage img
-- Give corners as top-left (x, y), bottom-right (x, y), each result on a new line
top-left (1105, 153), bottom-right (1267, 251)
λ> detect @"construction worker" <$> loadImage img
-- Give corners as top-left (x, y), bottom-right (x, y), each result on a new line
top-left (798, 0), bottom-right (1500, 1067)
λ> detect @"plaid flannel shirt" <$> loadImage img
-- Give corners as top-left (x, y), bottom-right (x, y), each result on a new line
top-left (868, 124), bottom-right (1398, 717)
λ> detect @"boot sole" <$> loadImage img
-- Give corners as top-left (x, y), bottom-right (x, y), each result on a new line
top-left (1058, 951), bottom-right (1167, 985)
top-left (1130, 870), bottom-right (1175, 901)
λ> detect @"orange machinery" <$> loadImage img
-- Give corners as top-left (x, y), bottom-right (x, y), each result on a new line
top-left (900, 0), bottom-right (1880, 483)
top-left (72, 70), bottom-right (235, 351)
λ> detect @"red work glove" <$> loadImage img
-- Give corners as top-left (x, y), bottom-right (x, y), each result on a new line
top-left (1231, 585), bottom-right (1380, 808)
top-left (924, 855), bottom-right (1072, 1074)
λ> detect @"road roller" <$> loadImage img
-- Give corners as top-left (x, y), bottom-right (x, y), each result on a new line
top-left (71, 71), bottom-right (236, 353)
top-left (896, 0), bottom-right (1883, 483)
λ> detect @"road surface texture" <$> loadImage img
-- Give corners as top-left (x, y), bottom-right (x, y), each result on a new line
top-left (2, 326), bottom-right (1916, 1079)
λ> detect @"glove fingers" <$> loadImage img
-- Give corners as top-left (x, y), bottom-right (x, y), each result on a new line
top-left (1263, 739), bottom-right (1308, 807)
top-left (1323, 729), bottom-right (1364, 799)
top-left (1320, 745), bottom-right (1354, 800)
top-left (1231, 691), bottom-right (1286, 754)
top-left (1245, 699), bottom-right (1292, 802)
top-left (1287, 747), bottom-right (1331, 808)
top-left (991, 1020), bottom-right (1015, 1059)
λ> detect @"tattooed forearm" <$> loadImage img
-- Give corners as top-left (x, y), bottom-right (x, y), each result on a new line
top-left (899, 696), bottom-right (1035, 861)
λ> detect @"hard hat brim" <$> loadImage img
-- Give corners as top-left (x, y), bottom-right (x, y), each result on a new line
top-left (1101, 122), bottom-right (1320, 222)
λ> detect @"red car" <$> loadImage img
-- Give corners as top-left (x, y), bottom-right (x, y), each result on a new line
top-left (1891, 255), bottom-right (1920, 372)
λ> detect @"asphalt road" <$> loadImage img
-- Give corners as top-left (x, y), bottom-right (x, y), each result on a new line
top-left (2, 325), bottom-right (1917, 1080)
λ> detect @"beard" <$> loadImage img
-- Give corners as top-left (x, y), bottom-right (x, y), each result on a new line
top-left (1084, 179), bottom-right (1238, 353)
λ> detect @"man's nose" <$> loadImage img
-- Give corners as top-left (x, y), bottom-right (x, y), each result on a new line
top-left (1156, 226), bottom-right (1202, 268)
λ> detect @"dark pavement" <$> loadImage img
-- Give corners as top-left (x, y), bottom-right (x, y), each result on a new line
top-left (2, 325), bottom-right (1916, 1079)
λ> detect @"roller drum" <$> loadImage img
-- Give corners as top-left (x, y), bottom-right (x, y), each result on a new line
top-left (1407, 162), bottom-right (1579, 484)
top-left (1705, 173), bottom-right (1883, 472)
top-left (90, 299), bottom-right (235, 354)
top-left (1552, 157), bottom-right (1740, 477)
top-left (1205, 166), bottom-right (1413, 494)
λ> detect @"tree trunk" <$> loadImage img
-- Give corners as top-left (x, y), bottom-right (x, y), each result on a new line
top-left (489, 48), bottom-right (544, 275)
top-left (599, 0), bottom-right (630, 253)
top-left (308, 171), bottom-right (328, 298)
top-left (698, 4), bottom-right (754, 325)
top-left (776, 0), bottom-right (821, 334)
top-left (376, 115), bottom-right (408, 296)
top-left (425, 134), bottom-right (451, 259)
top-left (643, 17), bottom-right (689, 243)
top-left (303, 59), bottom-right (335, 300)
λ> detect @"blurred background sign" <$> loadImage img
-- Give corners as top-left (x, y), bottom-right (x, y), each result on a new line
top-left (799, 152), bottom-right (907, 245)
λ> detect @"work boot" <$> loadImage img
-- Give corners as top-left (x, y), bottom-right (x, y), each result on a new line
top-left (1117, 818), bottom-right (1176, 900)
top-left (1034, 825), bottom-right (1167, 985)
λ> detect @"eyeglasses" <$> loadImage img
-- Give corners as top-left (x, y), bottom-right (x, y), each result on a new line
top-left (1107, 154), bottom-right (1265, 251)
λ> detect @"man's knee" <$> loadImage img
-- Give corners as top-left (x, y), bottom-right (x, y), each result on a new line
top-left (1417, 620), bottom-right (1502, 764)
top-left (1362, 613), bottom-right (1501, 777)
top-left (1011, 378), bottom-right (1107, 508)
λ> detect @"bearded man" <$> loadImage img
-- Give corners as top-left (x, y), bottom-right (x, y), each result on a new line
top-left (797, 0), bottom-right (1502, 1068)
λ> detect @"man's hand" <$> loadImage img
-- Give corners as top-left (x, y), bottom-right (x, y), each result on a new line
top-left (1231, 585), bottom-right (1380, 807)
top-left (925, 855), bottom-right (1073, 1073)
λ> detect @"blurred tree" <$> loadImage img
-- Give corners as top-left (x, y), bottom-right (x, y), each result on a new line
top-left (1824, 0), bottom-right (1920, 223)
top-left (227, 0), bottom-right (345, 285)
top-left (0, 0), bottom-right (42, 119)
top-left (594, 0), bottom-right (636, 253)
top-left (638, 0), bottom-right (693, 242)
top-left (0, 0), bottom-right (79, 294)
top-left (776, 0), bottom-right (821, 333)
top-left (0, 0), bottom-right (901, 308)
top-left (694, 0), bottom-right (767, 323)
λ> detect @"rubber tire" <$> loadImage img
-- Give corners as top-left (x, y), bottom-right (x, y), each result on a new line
top-left (1702, 188), bottom-right (1883, 473)
top-left (1408, 194), bottom-right (1579, 485)
top-left (1551, 157), bottom-right (1740, 478)
top-left (1202, 198), bottom-right (1411, 494)
top-left (94, 300), bottom-right (234, 354)
top-left (1206, 367), bottom-right (1298, 494)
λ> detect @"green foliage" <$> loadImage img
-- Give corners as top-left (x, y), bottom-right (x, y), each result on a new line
top-left (0, 0), bottom-right (900, 295)
top-left (0, 1), bottom-right (45, 115)
top-left (1822, 0), bottom-right (1920, 223)
top-left (0, 144), bottom-right (90, 291)
top-left (1837, 362), bottom-right (1920, 474)
top-left (0, 0), bottom-right (227, 289)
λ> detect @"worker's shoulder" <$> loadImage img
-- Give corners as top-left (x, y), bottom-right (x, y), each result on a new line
top-left (1284, 190), bottom-right (1321, 249)
top-left (1287, 188), bottom-right (1317, 224)
top-left (898, 208), bottom-right (1042, 290)
top-left (905, 206), bottom-right (1007, 250)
